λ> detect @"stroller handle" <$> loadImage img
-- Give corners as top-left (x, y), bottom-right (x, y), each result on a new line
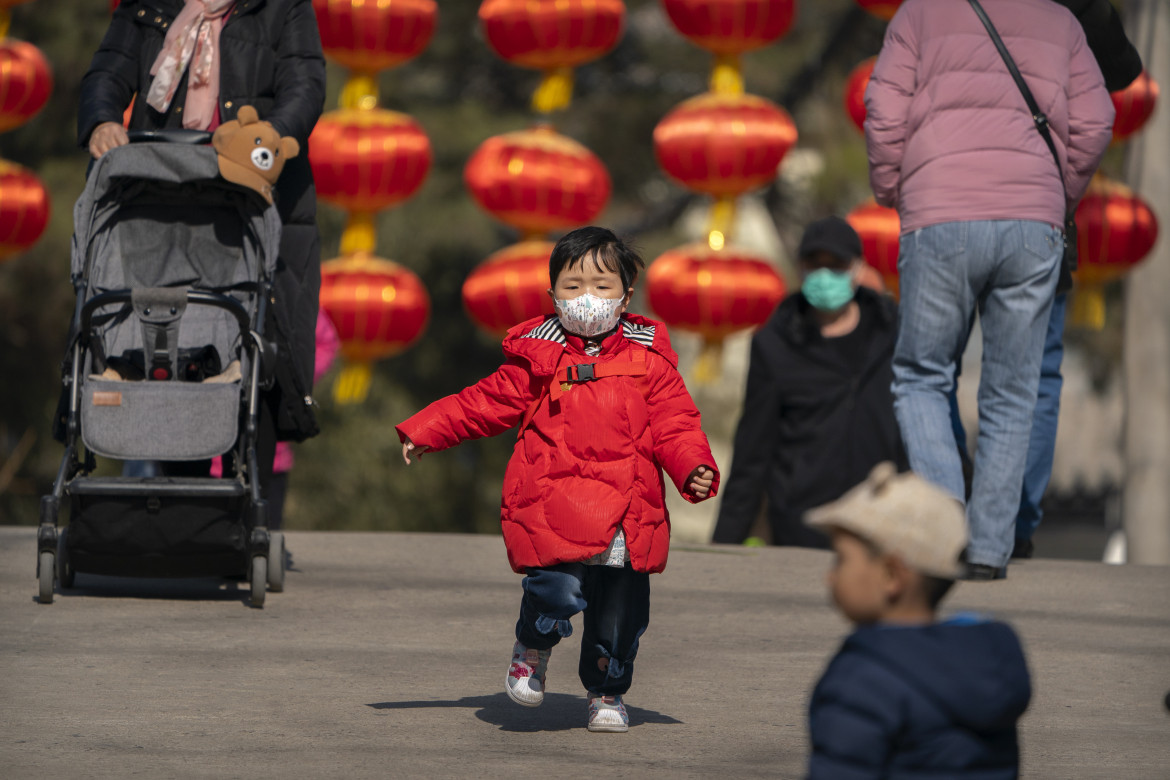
top-left (80, 289), bottom-right (251, 335)
top-left (126, 129), bottom-right (214, 145)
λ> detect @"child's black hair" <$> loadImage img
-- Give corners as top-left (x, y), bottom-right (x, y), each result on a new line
top-left (549, 226), bottom-right (645, 291)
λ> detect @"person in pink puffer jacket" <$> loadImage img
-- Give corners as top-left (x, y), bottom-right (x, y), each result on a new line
top-left (863, 0), bottom-right (1114, 579)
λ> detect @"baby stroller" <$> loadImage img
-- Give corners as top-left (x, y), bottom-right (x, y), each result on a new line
top-left (37, 132), bottom-right (284, 607)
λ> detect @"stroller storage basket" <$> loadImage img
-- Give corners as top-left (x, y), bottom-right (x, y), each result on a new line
top-left (81, 378), bottom-right (239, 461)
top-left (81, 378), bottom-right (238, 463)
top-left (66, 477), bottom-right (249, 578)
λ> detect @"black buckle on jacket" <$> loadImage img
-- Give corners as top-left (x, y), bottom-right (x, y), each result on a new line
top-left (565, 363), bottom-right (596, 383)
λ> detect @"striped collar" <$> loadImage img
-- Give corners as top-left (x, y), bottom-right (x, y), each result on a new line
top-left (521, 316), bottom-right (656, 349)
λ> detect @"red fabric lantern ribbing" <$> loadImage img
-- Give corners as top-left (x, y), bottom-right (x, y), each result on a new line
top-left (0, 39), bottom-right (53, 133)
top-left (1073, 177), bottom-right (1159, 288)
top-left (646, 242), bottom-right (786, 340)
top-left (0, 160), bottom-right (50, 263)
top-left (479, 0), bottom-right (625, 69)
top-left (660, 0), bottom-right (795, 55)
top-left (846, 200), bottom-right (901, 297)
top-left (1111, 70), bottom-right (1159, 141)
top-left (462, 240), bottom-right (557, 335)
top-left (308, 109), bottom-right (432, 213)
top-left (312, 0), bottom-right (437, 74)
top-left (464, 125), bottom-right (612, 235)
top-left (855, 0), bottom-right (902, 21)
top-left (319, 253), bottom-right (430, 363)
top-left (844, 57), bottom-right (875, 134)
top-left (653, 92), bottom-right (797, 197)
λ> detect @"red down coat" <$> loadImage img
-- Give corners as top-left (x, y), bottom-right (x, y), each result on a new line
top-left (395, 313), bottom-right (719, 574)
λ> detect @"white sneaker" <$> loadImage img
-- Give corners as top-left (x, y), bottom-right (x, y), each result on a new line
top-left (586, 693), bottom-right (629, 733)
top-left (505, 642), bottom-right (550, 707)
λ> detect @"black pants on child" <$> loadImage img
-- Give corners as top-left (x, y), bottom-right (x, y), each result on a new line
top-left (515, 562), bottom-right (650, 696)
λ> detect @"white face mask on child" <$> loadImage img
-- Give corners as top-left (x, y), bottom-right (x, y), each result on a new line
top-left (554, 293), bottom-right (625, 338)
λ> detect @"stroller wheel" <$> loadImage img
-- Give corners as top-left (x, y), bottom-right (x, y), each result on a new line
top-left (38, 551), bottom-right (55, 604)
top-left (57, 527), bottom-right (75, 589)
top-left (267, 532), bottom-right (285, 593)
top-left (250, 555), bottom-right (267, 608)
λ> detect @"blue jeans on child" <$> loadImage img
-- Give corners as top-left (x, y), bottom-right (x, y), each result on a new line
top-left (893, 220), bottom-right (1061, 569)
top-left (516, 562), bottom-right (650, 696)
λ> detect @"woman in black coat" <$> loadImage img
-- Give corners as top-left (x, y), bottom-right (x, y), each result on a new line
top-left (77, 0), bottom-right (328, 477)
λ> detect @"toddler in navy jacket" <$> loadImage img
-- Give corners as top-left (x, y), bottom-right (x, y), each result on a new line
top-left (803, 463), bottom-right (1032, 780)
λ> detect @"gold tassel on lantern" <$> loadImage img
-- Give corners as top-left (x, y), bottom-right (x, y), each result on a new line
top-left (532, 66), bottom-right (574, 113)
top-left (340, 212), bottom-right (378, 256)
top-left (709, 53), bottom-right (744, 96)
top-left (693, 339), bottom-right (724, 385)
top-left (339, 73), bottom-right (380, 111)
top-left (1068, 286), bottom-right (1107, 331)
top-left (707, 196), bottom-right (736, 249)
top-left (333, 361), bottom-right (373, 404)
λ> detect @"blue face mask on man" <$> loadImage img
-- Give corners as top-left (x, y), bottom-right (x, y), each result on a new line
top-left (801, 267), bottom-right (856, 312)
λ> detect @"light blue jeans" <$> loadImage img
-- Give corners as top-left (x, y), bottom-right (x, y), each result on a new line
top-left (949, 292), bottom-right (1068, 542)
top-left (894, 221), bottom-right (1061, 568)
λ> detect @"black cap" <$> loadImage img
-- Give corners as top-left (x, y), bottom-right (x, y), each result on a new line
top-left (798, 216), bottom-right (862, 262)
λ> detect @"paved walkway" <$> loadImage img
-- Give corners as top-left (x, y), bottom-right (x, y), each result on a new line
top-left (1, 527), bottom-right (1167, 778)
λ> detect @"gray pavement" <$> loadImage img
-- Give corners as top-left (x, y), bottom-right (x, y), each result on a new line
top-left (1, 526), bottom-right (1168, 779)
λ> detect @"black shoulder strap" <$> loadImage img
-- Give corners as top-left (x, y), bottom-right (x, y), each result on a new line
top-left (967, 0), bottom-right (1066, 194)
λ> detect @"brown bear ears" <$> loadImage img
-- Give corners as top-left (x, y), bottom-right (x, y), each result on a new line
top-left (235, 105), bottom-right (261, 125)
top-left (279, 136), bottom-right (300, 160)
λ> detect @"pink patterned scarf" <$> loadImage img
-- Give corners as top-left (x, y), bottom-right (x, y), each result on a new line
top-left (146, 0), bottom-right (235, 130)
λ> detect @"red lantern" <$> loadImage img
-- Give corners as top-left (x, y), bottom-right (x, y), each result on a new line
top-left (661, 0), bottom-right (795, 55)
top-left (0, 160), bottom-right (50, 263)
top-left (1066, 176), bottom-right (1159, 329)
top-left (1073, 176), bottom-right (1159, 288)
top-left (844, 57), bottom-right (875, 134)
top-left (846, 200), bottom-right (901, 297)
top-left (462, 240), bottom-right (557, 335)
top-left (312, 0), bottom-right (437, 74)
top-left (319, 253), bottom-right (431, 402)
top-left (464, 125), bottom-right (612, 235)
top-left (855, 0), bottom-right (902, 21)
top-left (479, 0), bottom-right (625, 112)
top-left (646, 242), bottom-right (786, 341)
top-left (479, 0), bottom-right (624, 69)
top-left (654, 92), bottom-right (797, 198)
top-left (308, 108), bottom-right (432, 213)
top-left (0, 40), bottom-right (53, 133)
top-left (1111, 70), bottom-right (1159, 141)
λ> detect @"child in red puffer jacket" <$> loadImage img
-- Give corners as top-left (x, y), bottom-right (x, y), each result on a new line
top-left (397, 226), bottom-right (718, 733)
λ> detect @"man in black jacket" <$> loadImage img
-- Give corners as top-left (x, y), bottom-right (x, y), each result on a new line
top-left (712, 217), bottom-right (907, 548)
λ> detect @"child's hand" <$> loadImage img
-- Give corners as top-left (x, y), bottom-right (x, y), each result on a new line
top-left (687, 466), bottom-right (715, 499)
top-left (402, 438), bottom-right (431, 465)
